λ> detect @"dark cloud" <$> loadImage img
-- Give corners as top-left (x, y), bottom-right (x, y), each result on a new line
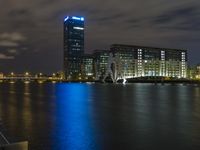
top-left (0, 41), bottom-right (19, 47)
top-left (0, 53), bottom-right (15, 60)
top-left (153, 4), bottom-right (200, 31)
top-left (154, 5), bottom-right (198, 23)
top-left (7, 49), bottom-right (18, 54)
top-left (8, 9), bottom-right (31, 17)
top-left (0, 0), bottom-right (199, 73)
top-left (0, 32), bottom-right (26, 48)
top-left (0, 32), bottom-right (26, 42)
top-left (93, 13), bottom-right (125, 22)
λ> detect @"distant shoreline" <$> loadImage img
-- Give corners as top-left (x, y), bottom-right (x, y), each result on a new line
top-left (0, 79), bottom-right (200, 84)
top-left (61, 79), bottom-right (200, 84)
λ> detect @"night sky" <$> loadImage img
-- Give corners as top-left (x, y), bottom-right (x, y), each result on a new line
top-left (0, 0), bottom-right (200, 74)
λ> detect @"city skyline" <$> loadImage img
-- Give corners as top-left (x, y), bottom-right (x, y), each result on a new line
top-left (0, 0), bottom-right (200, 74)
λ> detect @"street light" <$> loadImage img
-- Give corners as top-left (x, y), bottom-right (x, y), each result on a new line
top-left (25, 72), bottom-right (29, 76)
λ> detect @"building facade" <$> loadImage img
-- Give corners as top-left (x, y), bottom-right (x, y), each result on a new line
top-left (64, 16), bottom-right (84, 80)
top-left (196, 64), bottom-right (200, 79)
top-left (94, 44), bottom-right (188, 80)
top-left (81, 55), bottom-right (94, 79)
top-left (0, 73), bottom-right (3, 79)
top-left (93, 50), bottom-right (110, 80)
top-left (110, 45), bottom-right (135, 78)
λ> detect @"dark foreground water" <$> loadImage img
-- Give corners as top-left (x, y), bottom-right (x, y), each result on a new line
top-left (0, 82), bottom-right (200, 150)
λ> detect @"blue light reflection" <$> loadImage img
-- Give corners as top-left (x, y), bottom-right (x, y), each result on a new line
top-left (55, 83), bottom-right (98, 150)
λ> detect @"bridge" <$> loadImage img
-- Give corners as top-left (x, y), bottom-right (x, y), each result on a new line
top-left (0, 76), bottom-right (63, 83)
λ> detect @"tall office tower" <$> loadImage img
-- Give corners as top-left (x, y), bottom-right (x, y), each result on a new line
top-left (64, 16), bottom-right (84, 80)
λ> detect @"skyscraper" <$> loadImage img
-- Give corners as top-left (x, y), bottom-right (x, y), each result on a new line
top-left (63, 16), bottom-right (84, 80)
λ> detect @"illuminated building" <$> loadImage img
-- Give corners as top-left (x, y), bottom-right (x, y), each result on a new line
top-left (165, 49), bottom-right (187, 78)
top-left (81, 55), bottom-right (94, 78)
top-left (110, 45), bottom-right (135, 78)
top-left (196, 64), bottom-right (200, 79)
top-left (93, 50), bottom-right (110, 79)
top-left (64, 16), bottom-right (84, 80)
top-left (187, 66), bottom-right (196, 79)
top-left (109, 44), bottom-right (188, 79)
top-left (0, 73), bottom-right (3, 79)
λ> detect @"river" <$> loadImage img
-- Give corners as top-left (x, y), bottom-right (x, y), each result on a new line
top-left (0, 82), bottom-right (200, 150)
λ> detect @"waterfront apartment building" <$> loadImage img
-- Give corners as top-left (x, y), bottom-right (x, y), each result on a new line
top-left (94, 44), bottom-right (187, 79)
top-left (63, 16), bottom-right (84, 80)
top-left (110, 46), bottom-right (135, 78)
top-left (196, 64), bottom-right (200, 79)
top-left (111, 44), bottom-right (187, 78)
top-left (188, 64), bottom-right (200, 79)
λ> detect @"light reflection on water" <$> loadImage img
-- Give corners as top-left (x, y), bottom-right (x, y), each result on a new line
top-left (0, 83), bottom-right (200, 150)
top-left (55, 83), bottom-right (99, 150)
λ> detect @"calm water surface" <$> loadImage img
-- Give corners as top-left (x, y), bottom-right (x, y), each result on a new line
top-left (0, 82), bottom-right (200, 150)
